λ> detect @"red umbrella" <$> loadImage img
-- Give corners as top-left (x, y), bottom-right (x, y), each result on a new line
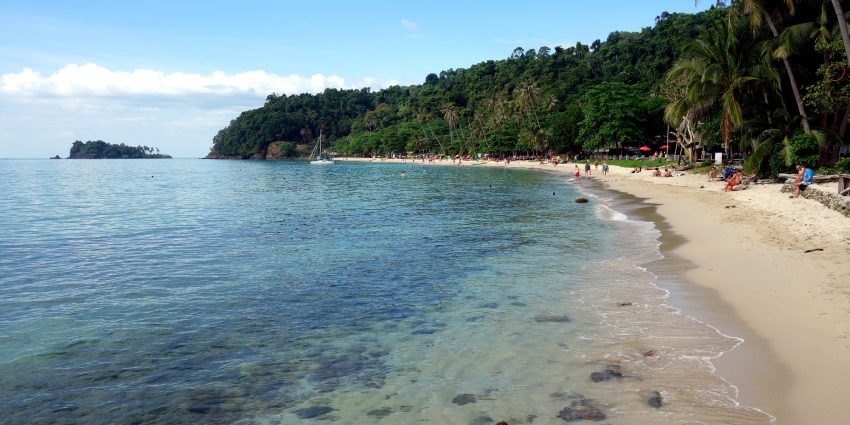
top-left (659, 145), bottom-right (668, 150)
top-left (639, 145), bottom-right (651, 152)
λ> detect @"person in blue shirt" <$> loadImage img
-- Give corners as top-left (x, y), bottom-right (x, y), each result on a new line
top-left (794, 165), bottom-right (814, 197)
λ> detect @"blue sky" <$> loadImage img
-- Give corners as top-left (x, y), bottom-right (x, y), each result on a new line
top-left (0, 1), bottom-right (709, 158)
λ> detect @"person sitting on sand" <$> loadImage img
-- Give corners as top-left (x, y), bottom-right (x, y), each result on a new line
top-left (663, 167), bottom-right (673, 177)
top-left (707, 166), bottom-right (718, 181)
top-left (652, 168), bottom-right (661, 177)
top-left (724, 171), bottom-right (743, 192)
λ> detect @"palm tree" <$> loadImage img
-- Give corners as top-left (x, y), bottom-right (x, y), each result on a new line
top-left (441, 103), bottom-right (459, 150)
top-left (829, 0), bottom-right (850, 66)
top-left (736, 0), bottom-right (812, 133)
top-left (665, 17), bottom-right (780, 157)
top-left (515, 82), bottom-right (542, 130)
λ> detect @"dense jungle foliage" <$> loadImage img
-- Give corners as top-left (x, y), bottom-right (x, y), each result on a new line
top-left (208, 0), bottom-right (850, 175)
top-left (69, 140), bottom-right (171, 159)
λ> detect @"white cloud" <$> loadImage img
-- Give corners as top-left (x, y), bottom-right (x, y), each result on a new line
top-left (400, 18), bottom-right (419, 32)
top-left (0, 63), bottom-right (369, 99)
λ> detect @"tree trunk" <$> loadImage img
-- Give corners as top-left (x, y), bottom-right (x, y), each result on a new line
top-left (831, 0), bottom-right (850, 67)
top-left (839, 104), bottom-right (850, 138)
top-left (764, 12), bottom-right (811, 134)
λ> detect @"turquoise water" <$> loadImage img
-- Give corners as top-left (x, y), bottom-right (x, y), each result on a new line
top-left (0, 159), bottom-right (771, 424)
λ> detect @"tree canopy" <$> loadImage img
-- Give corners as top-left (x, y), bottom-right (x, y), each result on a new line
top-left (207, 1), bottom-right (850, 175)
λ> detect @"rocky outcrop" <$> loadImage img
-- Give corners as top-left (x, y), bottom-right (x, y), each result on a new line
top-left (781, 180), bottom-right (850, 217)
top-left (556, 398), bottom-right (606, 422)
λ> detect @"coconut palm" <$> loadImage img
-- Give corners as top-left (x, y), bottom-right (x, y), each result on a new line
top-left (515, 82), bottom-right (542, 130)
top-left (829, 0), bottom-right (850, 65)
top-left (441, 103), bottom-right (459, 151)
top-left (736, 0), bottom-right (812, 133)
top-left (664, 17), bottom-right (780, 157)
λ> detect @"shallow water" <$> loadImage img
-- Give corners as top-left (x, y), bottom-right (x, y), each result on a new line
top-left (0, 159), bottom-right (771, 424)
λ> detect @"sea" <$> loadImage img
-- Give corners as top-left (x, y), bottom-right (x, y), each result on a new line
top-left (0, 159), bottom-right (773, 425)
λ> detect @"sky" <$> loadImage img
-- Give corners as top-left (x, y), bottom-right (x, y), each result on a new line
top-left (0, 1), bottom-right (710, 158)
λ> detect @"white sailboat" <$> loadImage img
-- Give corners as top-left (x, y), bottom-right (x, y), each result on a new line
top-left (309, 131), bottom-right (334, 165)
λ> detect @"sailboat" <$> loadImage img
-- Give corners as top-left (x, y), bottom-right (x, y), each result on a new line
top-left (309, 130), bottom-right (334, 165)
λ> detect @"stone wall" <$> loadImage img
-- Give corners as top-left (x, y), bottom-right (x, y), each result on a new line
top-left (781, 180), bottom-right (850, 217)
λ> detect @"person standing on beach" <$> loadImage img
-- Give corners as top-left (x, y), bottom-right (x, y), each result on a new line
top-left (575, 168), bottom-right (580, 183)
top-left (584, 161), bottom-right (591, 176)
top-left (594, 159), bottom-right (599, 171)
top-left (602, 160), bottom-right (609, 176)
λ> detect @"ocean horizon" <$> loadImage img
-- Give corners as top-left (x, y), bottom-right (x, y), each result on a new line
top-left (0, 159), bottom-right (772, 424)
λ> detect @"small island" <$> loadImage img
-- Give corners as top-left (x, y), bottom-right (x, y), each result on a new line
top-left (68, 140), bottom-right (172, 159)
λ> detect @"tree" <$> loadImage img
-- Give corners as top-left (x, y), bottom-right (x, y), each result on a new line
top-left (664, 17), bottom-right (779, 157)
top-left (830, 0), bottom-right (850, 66)
top-left (578, 82), bottom-right (646, 153)
top-left (736, 0), bottom-right (812, 133)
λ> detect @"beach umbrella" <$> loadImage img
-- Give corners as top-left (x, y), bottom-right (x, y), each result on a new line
top-left (639, 145), bottom-right (651, 152)
top-left (659, 145), bottom-right (668, 150)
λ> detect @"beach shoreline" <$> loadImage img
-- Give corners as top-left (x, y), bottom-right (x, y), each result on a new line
top-left (337, 157), bottom-right (850, 424)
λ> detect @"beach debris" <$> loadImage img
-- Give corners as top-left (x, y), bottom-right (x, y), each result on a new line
top-left (724, 205), bottom-right (737, 208)
top-left (575, 197), bottom-right (589, 203)
top-left (643, 350), bottom-right (657, 357)
top-left (700, 185), bottom-right (705, 189)
top-left (590, 365), bottom-right (623, 382)
top-left (647, 391), bottom-right (663, 408)
top-left (556, 398), bottom-right (606, 422)
top-left (293, 406), bottom-right (333, 419)
top-left (534, 314), bottom-right (571, 323)
top-left (803, 248), bottom-right (824, 253)
top-left (451, 394), bottom-right (478, 405)
top-left (617, 302), bottom-right (632, 307)
top-left (366, 407), bottom-right (393, 417)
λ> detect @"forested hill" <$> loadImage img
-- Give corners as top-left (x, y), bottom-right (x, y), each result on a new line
top-left (69, 140), bottom-right (172, 159)
top-left (207, 8), bottom-right (726, 159)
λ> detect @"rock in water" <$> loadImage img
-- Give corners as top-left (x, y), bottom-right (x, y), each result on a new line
top-left (534, 314), bottom-right (570, 323)
top-left (575, 197), bottom-right (589, 203)
top-left (451, 394), bottom-right (477, 405)
top-left (590, 365), bottom-right (623, 382)
top-left (293, 406), bottom-right (333, 419)
top-left (648, 391), bottom-right (663, 408)
top-left (556, 399), bottom-right (606, 422)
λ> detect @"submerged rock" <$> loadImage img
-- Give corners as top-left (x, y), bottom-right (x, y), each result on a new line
top-left (293, 406), bottom-right (333, 419)
top-left (534, 315), bottom-right (571, 323)
top-left (575, 197), bottom-right (589, 203)
top-left (590, 365), bottom-right (623, 382)
top-left (527, 414), bottom-right (538, 422)
top-left (643, 350), bottom-right (656, 357)
top-left (647, 391), bottom-right (663, 408)
top-left (367, 407), bottom-right (393, 417)
top-left (556, 399), bottom-right (605, 422)
top-left (452, 393), bottom-right (478, 405)
top-left (469, 415), bottom-right (493, 425)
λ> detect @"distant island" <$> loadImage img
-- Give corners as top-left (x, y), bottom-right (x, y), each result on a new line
top-left (68, 140), bottom-right (172, 159)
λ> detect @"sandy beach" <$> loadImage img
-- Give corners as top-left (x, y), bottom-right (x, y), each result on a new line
top-left (340, 157), bottom-right (850, 424)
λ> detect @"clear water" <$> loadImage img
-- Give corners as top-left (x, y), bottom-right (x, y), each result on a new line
top-left (0, 159), bottom-right (771, 424)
